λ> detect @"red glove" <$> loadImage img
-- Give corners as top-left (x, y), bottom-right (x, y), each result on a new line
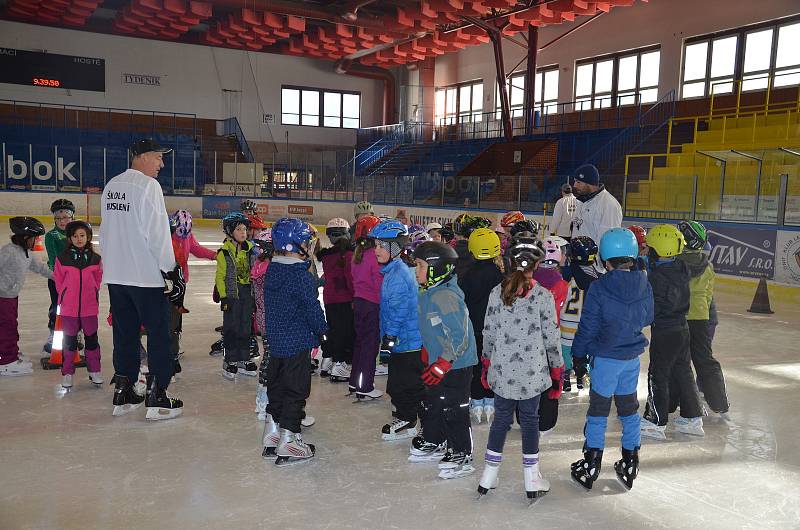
top-left (420, 346), bottom-right (429, 366)
top-left (421, 357), bottom-right (452, 386)
top-left (547, 366), bottom-right (565, 400)
top-left (480, 357), bottom-right (491, 390)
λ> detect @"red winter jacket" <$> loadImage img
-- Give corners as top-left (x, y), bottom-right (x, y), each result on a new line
top-left (54, 247), bottom-right (103, 318)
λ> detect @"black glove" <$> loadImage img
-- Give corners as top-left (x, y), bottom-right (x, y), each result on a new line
top-left (380, 335), bottom-right (398, 356)
top-left (573, 355), bottom-right (589, 381)
top-left (162, 265), bottom-right (186, 306)
top-left (220, 297), bottom-right (230, 312)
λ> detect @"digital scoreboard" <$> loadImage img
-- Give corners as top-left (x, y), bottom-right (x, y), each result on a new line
top-left (0, 48), bottom-right (105, 92)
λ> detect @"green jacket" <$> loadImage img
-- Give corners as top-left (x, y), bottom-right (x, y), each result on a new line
top-left (44, 227), bottom-right (67, 271)
top-left (677, 250), bottom-right (714, 321)
top-left (215, 238), bottom-right (253, 299)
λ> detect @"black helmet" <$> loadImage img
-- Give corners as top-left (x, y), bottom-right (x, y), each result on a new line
top-left (414, 241), bottom-right (458, 290)
top-left (508, 236), bottom-right (545, 271)
top-left (240, 199), bottom-right (257, 212)
top-left (222, 212), bottom-right (250, 237)
top-left (50, 199), bottom-right (75, 215)
top-left (10, 216), bottom-right (46, 237)
top-left (439, 223), bottom-right (455, 243)
top-left (569, 236), bottom-right (598, 265)
top-left (65, 220), bottom-right (93, 240)
top-left (509, 219), bottom-right (540, 238)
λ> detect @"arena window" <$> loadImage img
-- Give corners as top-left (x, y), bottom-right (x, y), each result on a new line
top-left (281, 86), bottom-right (361, 128)
top-left (434, 80), bottom-right (483, 125)
top-left (494, 65), bottom-right (559, 119)
top-left (575, 46), bottom-right (660, 110)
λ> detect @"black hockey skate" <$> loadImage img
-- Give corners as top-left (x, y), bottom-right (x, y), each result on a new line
top-left (570, 448), bottom-right (603, 490)
top-left (111, 375), bottom-right (145, 416)
top-left (209, 337), bottom-right (224, 357)
top-left (145, 377), bottom-right (183, 421)
top-left (249, 336), bottom-right (259, 359)
top-left (614, 448), bottom-right (639, 490)
top-left (562, 370), bottom-right (572, 392)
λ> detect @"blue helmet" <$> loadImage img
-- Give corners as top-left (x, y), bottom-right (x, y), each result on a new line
top-left (599, 228), bottom-right (639, 261)
top-left (272, 217), bottom-right (314, 254)
top-left (222, 212), bottom-right (249, 236)
top-left (368, 219), bottom-right (408, 240)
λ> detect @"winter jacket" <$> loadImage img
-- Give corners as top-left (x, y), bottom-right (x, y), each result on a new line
top-left (563, 262), bottom-right (602, 291)
top-left (649, 258), bottom-right (691, 331)
top-left (379, 258), bottom-right (423, 353)
top-left (534, 267), bottom-right (569, 325)
top-left (264, 256), bottom-right (328, 358)
top-left (571, 186), bottom-right (623, 243)
top-left (417, 276), bottom-right (477, 370)
top-left (45, 226), bottom-right (67, 271)
top-left (571, 269), bottom-right (653, 361)
top-left (483, 281), bottom-right (563, 400)
top-left (251, 258), bottom-right (270, 336)
top-left (0, 242), bottom-right (52, 298)
top-left (459, 259), bottom-right (504, 340)
top-left (551, 194), bottom-right (577, 237)
top-left (677, 250), bottom-right (715, 321)
top-left (54, 247), bottom-right (103, 318)
top-left (173, 233), bottom-right (216, 282)
top-left (215, 238), bottom-right (254, 299)
top-left (453, 239), bottom-right (474, 288)
top-left (318, 246), bottom-right (354, 305)
top-left (351, 246), bottom-right (383, 304)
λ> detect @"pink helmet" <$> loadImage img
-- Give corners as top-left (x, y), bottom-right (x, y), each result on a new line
top-left (543, 236), bottom-right (568, 265)
top-left (256, 228), bottom-right (272, 242)
top-left (170, 210), bottom-right (192, 239)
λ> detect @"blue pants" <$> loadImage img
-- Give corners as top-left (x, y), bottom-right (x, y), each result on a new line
top-left (585, 357), bottom-right (641, 450)
top-left (487, 394), bottom-right (541, 455)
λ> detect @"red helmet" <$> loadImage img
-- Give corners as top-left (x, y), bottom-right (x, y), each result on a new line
top-left (627, 225), bottom-right (647, 251)
top-left (354, 215), bottom-right (380, 240)
top-left (501, 211), bottom-right (525, 228)
top-left (247, 214), bottom-right (267, 230)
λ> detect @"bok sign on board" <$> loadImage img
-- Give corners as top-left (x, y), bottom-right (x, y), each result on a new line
top-left (2, 144), bottom-right (79, 189)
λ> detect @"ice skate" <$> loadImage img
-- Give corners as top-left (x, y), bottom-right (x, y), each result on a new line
top-left (640, 418), bottom-right (667, 440)
top-left (484, 401), bottom-right (495, 424)
top-left (524, 453), bottom-right (550, 504)
top-left (261, 414), bottom-right (279, 459)
top-left (61, 374), bottom-right (73, 389)
top-left (563, 370), bottom-right (572, 392)
top-left (255, 385), bottom-right (268, 420)
top-left (470, 402), bottom-right (484, 424)
top-left (275, 429), bottom-right (315, 466)
top-left (88, 372), bottom-right (103, 386)
top-left (576, 373), bottom-right (586, 390)
top-left (476, 450), bottom-right (501, 497)
top-left (408, 436), bottom-right (446, 462)
top-left (222, 361), bottom-right (238, 381)
top-left (208, 338), bottom-right (224, 357)
top-left (301, 415), bottom-right (316, 428)
top-left (614, 448), bottom-right (639, 491)
top-left (438, 452), bottom-right (475, 480)
top-left (111, 375), bottom-right (144, 416)
top-left (0, 359), bottom-right (33, 376)
top-left (570, 448), bottom-right (603, 490)
top-left (145, 379), bottom-right (183, 421)
top-left (382, 417), bottom-right (417, 441)
top-left (329, 362), bottom-right (351, 382)
top-left (41, 329), bottom-right (54, 357)
top-left (249, 336), bottom-right (260, 360)
top-left (374, 363), bottom-right (389, 376)
top-left (238, 361), bottom-right (258, 377)
top-left (134, 369), bottom-right (148, 395)
top-left (355, 388), bottom-right (383, 401)
top-left (673, 416), bottom-right (705, 436)
top-left (319, 357), bottom-right (332, 378)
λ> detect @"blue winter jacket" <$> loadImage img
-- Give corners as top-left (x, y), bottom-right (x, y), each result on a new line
top-left (264, 257), bottom-right (328, 358)
top-left (379, 259), bottom-right (423, 353)
top-left (418, 276), bottom-right (478, 370)
top-left (571, 269), bottom-right (654, 361)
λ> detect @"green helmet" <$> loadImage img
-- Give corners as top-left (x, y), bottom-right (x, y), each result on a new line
top-left (678, 220), bottom-right (707, 250)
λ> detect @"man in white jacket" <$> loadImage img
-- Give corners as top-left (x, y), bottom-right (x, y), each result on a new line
top-left (101, 139), bottom-right (184, 420)
top-left (550, 184), bottom-right (577, 239)
top-left (570, 164), bottom-right (623, 245)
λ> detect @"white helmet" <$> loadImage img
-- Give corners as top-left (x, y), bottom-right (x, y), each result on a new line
top-left (326, 217), bottom-right (350, 230)
top-left (425, 222), bottom-right (443, 231)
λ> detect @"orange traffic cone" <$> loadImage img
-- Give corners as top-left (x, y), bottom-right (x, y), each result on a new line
top-left (33, 236), bottom-right (45, 252)
top-left (41, 306), bottom-right (82, 369)
top-left (747, 277), bottom-right (774, 314)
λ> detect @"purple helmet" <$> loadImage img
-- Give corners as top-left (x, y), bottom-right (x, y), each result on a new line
top-left (170, 210), bottom-right (192, 239)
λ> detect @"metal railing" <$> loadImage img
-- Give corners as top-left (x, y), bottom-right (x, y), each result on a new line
top-left (220, 117), bottom-right (253, 163)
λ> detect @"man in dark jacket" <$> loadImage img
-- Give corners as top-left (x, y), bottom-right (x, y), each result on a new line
top-left (641, 225), bottom-right (704, 441)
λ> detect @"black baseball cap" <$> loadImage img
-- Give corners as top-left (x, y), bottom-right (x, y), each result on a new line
top-left (130, 138), bottom-right (172, 156)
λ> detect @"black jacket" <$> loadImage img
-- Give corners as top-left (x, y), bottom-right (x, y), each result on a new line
top-left (454, 239), bottom-right (474, 288)
top-left (648, 258), bottom-right (690, 331)
top-left (459, 259), bottom-right (504, 338)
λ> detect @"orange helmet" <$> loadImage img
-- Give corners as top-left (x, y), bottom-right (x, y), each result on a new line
top-left (247, 214), bottom-right (267, 230)
top-left (627, 225), bottom-right (647, 252)
top-left (501, 211), bottom-right (525, 228)
top-left (354, 215), bottom-right (380, 240)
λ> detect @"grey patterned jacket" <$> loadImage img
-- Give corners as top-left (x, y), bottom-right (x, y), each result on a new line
top-left (482, 282), bottom-right (563, 401)
top-left (0, 243), bottom-right (53, 298)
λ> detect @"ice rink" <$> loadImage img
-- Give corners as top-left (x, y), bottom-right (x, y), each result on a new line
top-left (1, 224), bottom-right (799, 530)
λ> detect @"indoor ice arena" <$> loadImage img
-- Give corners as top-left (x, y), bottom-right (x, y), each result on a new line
top-left (1, 0), bottom-right (800, 528)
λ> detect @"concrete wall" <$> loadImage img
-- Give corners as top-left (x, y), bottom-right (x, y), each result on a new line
top-left (0, 20), bottom-right (383, 147)
top-left (433, 0), bottom-right (799, 112)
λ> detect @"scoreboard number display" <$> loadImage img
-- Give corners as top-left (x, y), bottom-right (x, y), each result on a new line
top-left (0, 48), bottom-right (105, 92)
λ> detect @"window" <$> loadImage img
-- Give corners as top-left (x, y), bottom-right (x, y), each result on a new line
top-left (434, 80), bottom-right (483, 125)
top-left (680, 16), bottom-right (800, 98)
top-left (494, 66), bottom-right (559, 118)
top-left (281, 86), bottom-right (361, 128)
top-left (575, 47), bottom-right (660, 109)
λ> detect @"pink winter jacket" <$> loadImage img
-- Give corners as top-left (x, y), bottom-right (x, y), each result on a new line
top-left (173, 233), bottom-right (217, 282)
top-left (54, 248), bottom-right (103, 318)
top-left (350, 246), bottom-right (383, 305)
top-left (318, 247), bottom-right (354, 305)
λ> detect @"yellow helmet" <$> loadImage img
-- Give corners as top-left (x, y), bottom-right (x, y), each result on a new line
top-left (646, 224), bottom-right (686, 257)
top-left (468, 228), bottom-right (501, 260)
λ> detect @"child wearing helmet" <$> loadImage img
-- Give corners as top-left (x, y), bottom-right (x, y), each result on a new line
top-left (676, 221), bottom-right (729, 420)
top-left (412, 241), bottom-right (478, 479)
top-left (476, 235), bottom-right (562, 502)
top-left (569, 227), bottom-right (653, 492)
top-left (316, 218), bottom-right (355, 383)
top-left (0, 217), bottom-right (52, 375)
top-left (627, 225), bottom-right (649, 270)
top-left (215, 212), bottom-right (258, 381)
top-left (425, 222), bottom-right (443, 242)
top-left (251, 229), bottom-right (273, 421)
top-left (461, 228), bottom-right (505, 425)
top-left (261, 218), bottom-right (327, 466)
top-left (43, 198), bottom-right (75, 357)
top-left (370, 219), bottom-right (424, 441)
top-left (349, 215), bottom-right (385, 399)
top-left (640, 224), bottom-right (704, 441)
top-left (407, 228), bottom-right (432, 259)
